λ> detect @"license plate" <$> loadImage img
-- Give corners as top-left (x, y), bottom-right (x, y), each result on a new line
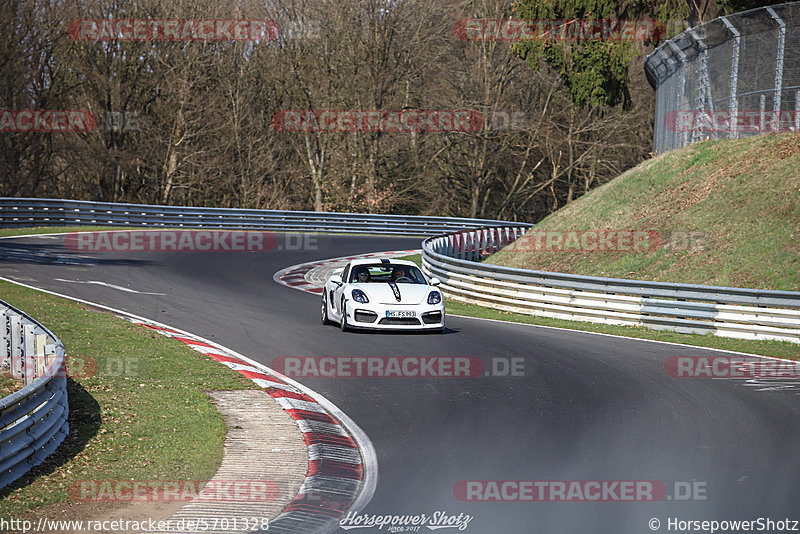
top-left (386, 310), bottom-right (415, 318)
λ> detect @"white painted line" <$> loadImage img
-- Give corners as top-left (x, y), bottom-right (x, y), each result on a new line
top-left (54, 278), bottom-right (166, 296)
top-left (0, 232), bottom-right (79, 240)
top-left (447, 312), bottom-right (788, 359)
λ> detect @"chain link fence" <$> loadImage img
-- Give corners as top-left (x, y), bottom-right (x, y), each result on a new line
top-left (645, 2), bottom-right (800, 153)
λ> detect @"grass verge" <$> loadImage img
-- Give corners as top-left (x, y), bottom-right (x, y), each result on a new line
top-left (0, 226), bottom-right (122, 238)
top-left (0, 280), bottom-right (260, 520)
top-left (402, 254), bottom-right (799, 360)
top-left (488, 132), bottom-right (800, 291)
top-left (0, 371), bottom-right (24, 397)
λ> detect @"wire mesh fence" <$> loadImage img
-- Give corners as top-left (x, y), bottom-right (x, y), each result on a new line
top-left (645, 2), bottom-right (800, 154)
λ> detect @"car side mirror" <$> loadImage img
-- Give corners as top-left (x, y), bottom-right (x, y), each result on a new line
top-left (429, 277), bottom-right (441, 286)
top-left (331, 274), bottom-right (343, 286)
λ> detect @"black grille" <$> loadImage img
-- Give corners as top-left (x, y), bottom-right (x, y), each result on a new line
top-left (421, 311), bottom-right (442, 324)
top-left (354, 310), bottom-right (378, 323)
top-left (378, 317), bottom-right (421, 326)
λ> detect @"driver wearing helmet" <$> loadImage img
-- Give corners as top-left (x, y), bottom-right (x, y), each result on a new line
top-left (390, 267), bottom-right (407, 282)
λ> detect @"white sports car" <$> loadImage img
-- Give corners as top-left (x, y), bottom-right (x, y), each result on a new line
top-left (321, 258), bottom-right (445, 332)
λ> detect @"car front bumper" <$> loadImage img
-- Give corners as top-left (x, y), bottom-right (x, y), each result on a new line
top-left (344, 301), bottom-right (445, 330)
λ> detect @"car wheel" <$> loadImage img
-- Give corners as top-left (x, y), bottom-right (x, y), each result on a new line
top-left (340, 298), bottom-right (349, 332)
top-left (321, 291), bottom-right (331, 325)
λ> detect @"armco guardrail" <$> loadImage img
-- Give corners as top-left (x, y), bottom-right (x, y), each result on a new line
top-left (1, 300), bottom-right (69, 491)
top-left (0, 198), bottom-right (530, 235)
top-left (422, 227), bottom-right (800, 344)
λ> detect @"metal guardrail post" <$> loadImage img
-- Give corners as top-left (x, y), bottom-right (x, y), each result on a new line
top-left (666, 41), bottom-right (688, 149)
top-left (689, 29), bottom-right (714, 144)
top-left (796, 91), bottom-right (800, 130)
top-left (1, 309), bottom-right (8, 372)
top-left (469, 232), bottom-right (478, 262)
top-left (9, 315), bottom-right (22, 379)
top-left (35, 334), bottom-right (47, 378)
top-left (22, 324), bottom-right (35, 385)
top-left (721, 16), bottom-right (741, 140)
top-left (768, 6), bottom-right (786, 129)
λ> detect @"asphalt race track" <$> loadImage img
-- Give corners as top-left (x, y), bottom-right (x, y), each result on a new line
top-left (2, 232), bottom-right (800, 533)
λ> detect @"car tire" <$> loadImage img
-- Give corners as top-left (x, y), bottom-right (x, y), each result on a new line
top-left (340, 298), bottom-right (349, 332)
top-left (321, 291), bottom-right (331, 325)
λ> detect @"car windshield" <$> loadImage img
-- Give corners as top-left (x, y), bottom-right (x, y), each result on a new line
top-left (349, 264), bottom-right (427, 284)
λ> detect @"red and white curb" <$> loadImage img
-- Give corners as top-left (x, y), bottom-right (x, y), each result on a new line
top-left (128, 319), bottom-right (366, 533)
top-left (273, 250), bottom-right (419, 295)
top-left (0, 277), bottom-right (377, 534)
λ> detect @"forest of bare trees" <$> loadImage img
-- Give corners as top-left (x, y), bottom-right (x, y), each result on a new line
top-left (1, 0), bottom-right (661, 222)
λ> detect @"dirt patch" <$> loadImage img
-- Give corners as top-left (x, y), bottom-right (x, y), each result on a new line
top-left (681, 146), bottom-right (763, 208)
top-left (776, 137), bottom-right (800, 159)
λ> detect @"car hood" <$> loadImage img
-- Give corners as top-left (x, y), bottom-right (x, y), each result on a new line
top-left (353, 283), bottom-right (432, 305)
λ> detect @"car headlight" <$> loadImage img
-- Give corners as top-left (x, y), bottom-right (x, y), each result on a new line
top-left (427, 291), bottom-right (441, 305)
top-left (352, 288), bottom-right (369, 303)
